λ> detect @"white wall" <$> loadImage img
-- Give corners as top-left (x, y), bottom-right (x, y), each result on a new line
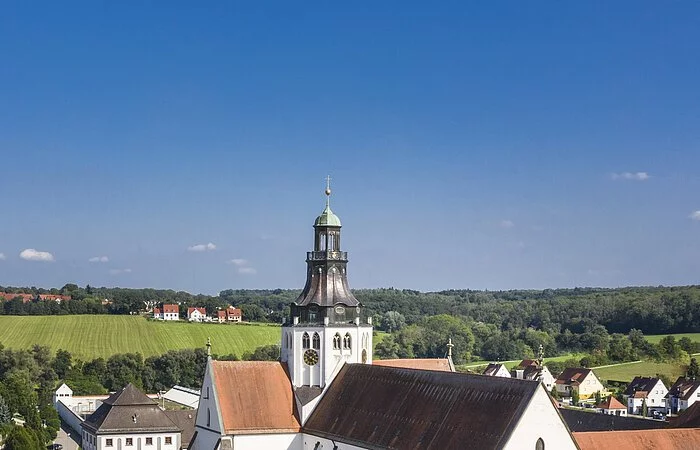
top-left (502, 384), bottom-right (578, 450)
top-left (233, 433), bottom-right (302, 450)
top-left (191, 359), bottom-right (225, 450)
top-left (55, 401), bottom-right (83, 436)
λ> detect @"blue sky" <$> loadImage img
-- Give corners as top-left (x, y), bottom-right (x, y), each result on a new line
top-left (1, 2), bottom-right (699, 294)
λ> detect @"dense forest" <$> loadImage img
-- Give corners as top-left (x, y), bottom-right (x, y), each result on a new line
top-left (2, 284), bottom-right (700, 365)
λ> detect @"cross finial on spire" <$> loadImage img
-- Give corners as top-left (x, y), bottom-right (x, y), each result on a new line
top-left (325, 175), bottom-right (332, 207)
top-left (206, 337), bottom-right (211, 357)
top-left (447, 338), bottom-right (454, 358)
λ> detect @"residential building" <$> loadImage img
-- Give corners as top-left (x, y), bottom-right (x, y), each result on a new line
top-left (216, 310), bottom-right (227, 323)
top-left (190, 185), bottom-right (579, 450)
top-left (666, 377), bottom-right (700, 414)
top-left (512, 359), bottom-right (556, 391)
top-left (483, 363), bottom-right (511, 378)
top-left (38, 293), bottom-right (71, 302)
top-left (153, 307), bottom-right (163, 320)
top-left (81, 384), bottom-right (182, 450)
top-left (187, 307), bottom-right (207, 322)
top-left (161, 304), bottom-right (179, 320)
top-left (555, 368), bottom-right (605, 401)
top-left (596, 396), bottom-right (627, 416)
top-left (225, 306), bottom-right (242, 322)
top-left (623, 376), bottom-right (667, 415)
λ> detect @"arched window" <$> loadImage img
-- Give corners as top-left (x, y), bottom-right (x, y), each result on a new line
top-left (313, 332), bottom-right (320, 349)
top-left (302, 332), bottom-right (310, 349)
top-left (344, 333), bottom-right (351, 350)
top-left (535, 438), bottom-right (544, 450)
top-left (289, 333), bottom-right (293, 348)
top-left (333, 333), bottom-right (341, 350)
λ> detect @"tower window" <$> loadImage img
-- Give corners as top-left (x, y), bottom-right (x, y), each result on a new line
top-left (333, 333), bottom-right (341, 350)
top-left (309, 304), bottom-right (318, 322)
top-left (302, 332), bottom-right (310, 349)
top-left (313, 332), bottom-right (321, 349)
top-left (536, 438), bottom-right (544, 450)
top-left (344, 333), bottom-right (352, 350)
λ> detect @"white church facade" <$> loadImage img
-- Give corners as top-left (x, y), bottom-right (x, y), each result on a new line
top-left (190, 183), bottom-right (578, 450)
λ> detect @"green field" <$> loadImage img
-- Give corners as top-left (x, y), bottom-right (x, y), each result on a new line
top-left (594, 360), bottom-right (686, 382)
top-left (0, 315), bottom-right (281, 360)
top-left (645, 333), bottom-right (700, 344)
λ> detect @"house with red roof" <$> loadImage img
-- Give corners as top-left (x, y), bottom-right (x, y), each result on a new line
top-left (555, 368), bottom-right (606, 401)
top-left (597, 395), bottom-right (627, 416)
top-left (187, 307), bottom-right (207, 322)
top-left (153, 304), bottom-right (179, 321)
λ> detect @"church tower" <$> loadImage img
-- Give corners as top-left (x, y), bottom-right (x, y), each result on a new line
top-left (281, 179), bottom-right (373, 388)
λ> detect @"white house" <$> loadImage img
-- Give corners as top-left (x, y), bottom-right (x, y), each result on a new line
top-left (623, 376), bottom-right (667, 416)
top-left (666, 377), bottom-right (700, 414)
top-left (512, 359), bottom-right (556, 391)
top-left (53, 383), bottom-right (73, 406)
top-left (187, 307), bottom-right (207, 322)
top-left (189, 186), bottom-right (579, 450)
top-left (483, 363), bottom-right (511, 378)
top-left (555, 368), bottom-right (606, 401)
top-left (596, 395), bottom-right (627, 416)
top-left (81, 384), bottom-right (182, 450)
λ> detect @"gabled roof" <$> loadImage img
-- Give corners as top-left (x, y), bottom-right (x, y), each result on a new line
top-left (574, 429), bottom-right (700, 450)
top-left (556, 368), bottom-right (594, 385)
top-left (305, 364), bottom-right (540, 450)
top-left (82, 384), bottom-right (180, 434)
top-left (560, 408), bottom-right (665, 432)
top-left (165, 410), bottom-right (196, 448)
top-left (482, 363), bottom-right (507, 376)
top-left (632, 391), bottom-right (648, 399)
top-left (372, 358), bottom-right (454, 372)
top-left (211, 361), bottom-right (300, 434)
top-left (670, 400), bottom-right (700, 428)
top-left (624, 376), bottom-right (662, 397)
top-left (163, 304), bottom-right (179, 313)
top-left (188, 307), bottom-right (206, 315)
top-left (666, 377), bottom-right (700, 401)
top-left (217, 310), bottom-right (226, 318)
top-left (597, 396), bottom-right (626, 410)
top-left (515, 359), bottom-right (539, 369)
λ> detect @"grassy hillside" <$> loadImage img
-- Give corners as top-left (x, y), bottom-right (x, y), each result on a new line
top-left (645, 333), bottom-right (700, 344)
top-left (594, 360), bottom-right (686, 382)
top-left (0, 315), bottom-right (281, 360)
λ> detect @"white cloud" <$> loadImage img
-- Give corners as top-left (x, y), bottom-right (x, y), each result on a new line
top-left (238, 267), bottom-right (257, 275)
top-left (227, 259), bottom-right (248, 266)
top-left (0, 253), bottom-right (5, 260)
top-left (500, 219), bottom-right (515, 229)
top-left (88, 256), bottom-right (109, 263)
top-left (187, 242), bottom-right (217, 252)
top-left (19, 248), bottom-right (55, 262)
top-left (611, 172), bottom-right (650, 181)
top-left (690, 211), bottom-right (700, 221)
top-left (109, 268), bottom-right (132, 275)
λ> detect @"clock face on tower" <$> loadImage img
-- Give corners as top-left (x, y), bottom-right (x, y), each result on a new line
top-left (304, 349), bottom-right (319, 366)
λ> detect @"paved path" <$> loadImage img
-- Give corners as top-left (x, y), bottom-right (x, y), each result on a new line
top-left (591, 360), bottom-right (642, 369)
top-left (54, 422), bottom-right (81, 450)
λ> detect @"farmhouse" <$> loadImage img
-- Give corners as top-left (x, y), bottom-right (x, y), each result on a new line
top-left (555, 368), bottom-right (605, 401)
top-left (154, 304), bottom-right (179, 321)
top-left (623, 376), bottom-right (667, 416)
top-left (190, 186), bottom-right (579, 450)
top-left (187, 307), bottom-right (207, 322)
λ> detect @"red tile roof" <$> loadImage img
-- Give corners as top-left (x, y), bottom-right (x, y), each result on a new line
top-left (372, 358), bottom-right (453, 372)
top-left (217, 310), bottom-right (226, 319)
top-left (574, 429), bottom-right (700, 450)
top-left (633, 391), bottom-right (648, 399)
top-left (163, 304), bottom-right (179, 314)
top-left (154, 308), bottom-right (162, 314)
top-left (556, 368), bottom-right (593, 386)
top-left (212, 361), bottom-right (300, 434)
top-left (597, 396), bottom-right (626, 410)
top-left (187, 307), bottom-right (206, 315)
